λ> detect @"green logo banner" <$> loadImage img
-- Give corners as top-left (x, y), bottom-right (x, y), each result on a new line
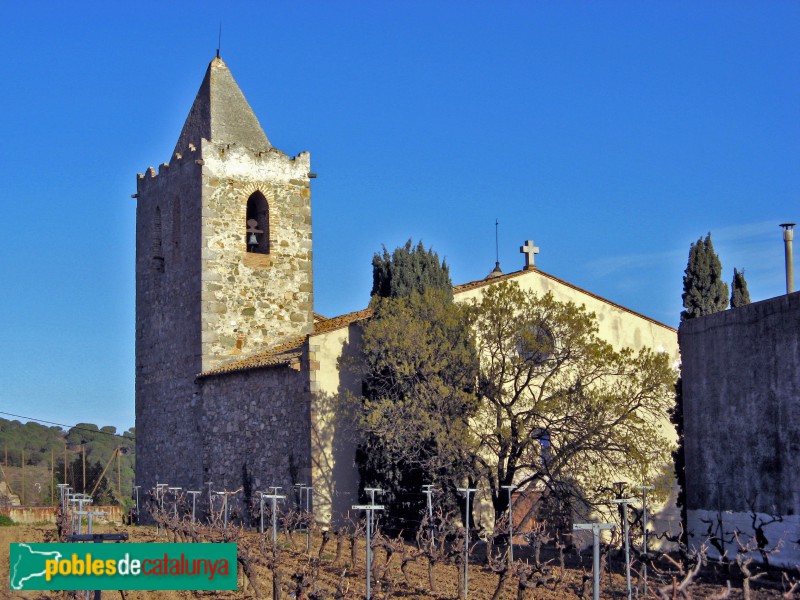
top-left (10, 543), bottom-right (237, 591)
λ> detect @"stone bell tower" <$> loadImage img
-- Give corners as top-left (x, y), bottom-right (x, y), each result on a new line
top-left (135, 56), bottom-right (313, 493)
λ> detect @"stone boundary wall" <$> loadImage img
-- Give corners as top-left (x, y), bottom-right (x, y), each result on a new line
top-left (680, 291), bottom-right (800, 566)
top-left (2, 505), bottom-right (122, 525)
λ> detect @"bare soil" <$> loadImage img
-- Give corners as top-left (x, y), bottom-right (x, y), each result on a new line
top-left (1, 523), bottom-right (794, 599)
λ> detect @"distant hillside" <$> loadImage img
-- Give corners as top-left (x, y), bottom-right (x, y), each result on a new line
top-left (0, 418), bottom-right (135, 507)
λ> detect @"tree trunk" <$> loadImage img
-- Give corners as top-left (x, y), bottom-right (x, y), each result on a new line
top-left (492, 568), bottom-right (508, 600)
top-left (273, 567), bottom-right (283, 600)
top-left (237, 557), bottom-right (263, 599)
top-left (371, 546), bottom-right (382, 586)
top-left (350, 536), bottom-right (358, 568)
top-left (335, 531), bottom-right (344, 564)
top-left (428, 558), bottom-right (437, 594)
top-left (401, 558), bottom-right (412, 587)
top-left (318, 529), bottom-right (330, 559)
top-left (516, 569), bottom-right (529, 600)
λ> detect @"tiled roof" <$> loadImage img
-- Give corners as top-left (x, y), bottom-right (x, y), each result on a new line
top-left (453, 270), bottom-right (527, 293)
top-left (454, 268), bottom-right (676, 333)
top-left (196, 336), bottom-right (305, 379)
top-left (311, 308), bottom-right (372, 336)
top-left (196, 309), bottom-right (373, 379)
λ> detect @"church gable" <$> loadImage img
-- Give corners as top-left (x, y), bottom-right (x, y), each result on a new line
top-left (455, 267), bottom-right (678, 363)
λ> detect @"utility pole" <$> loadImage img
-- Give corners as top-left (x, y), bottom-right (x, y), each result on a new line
top-left (51, 448), bottom-right (55, 506)
top-left (63, 444), bottom-right (67, 486)
top-left (117, 448), bottom-right (122, 503)
top-left (82, 443), bottom-right (86, 495)
top-left (133, 485), bottom-right (141, 524)
top-left (21, 449), bottom-right (25, 505)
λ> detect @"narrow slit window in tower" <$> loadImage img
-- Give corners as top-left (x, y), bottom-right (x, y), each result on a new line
top-left (172, 197), bottom-right (181, 257)
top-left (152, 205), bottom-right (164, 272)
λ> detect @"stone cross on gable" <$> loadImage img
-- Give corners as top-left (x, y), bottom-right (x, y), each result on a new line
top-left (520, 240), bottom-right (540, 270)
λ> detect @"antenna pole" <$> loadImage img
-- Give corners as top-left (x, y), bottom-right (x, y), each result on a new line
top-left (495, 219), bottom-right (500, 264)
top-left (217, 23), bottom-right (222, 58)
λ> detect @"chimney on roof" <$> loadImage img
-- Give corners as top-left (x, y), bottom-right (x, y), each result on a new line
top-left (781, 223), bottom-right (795, 294)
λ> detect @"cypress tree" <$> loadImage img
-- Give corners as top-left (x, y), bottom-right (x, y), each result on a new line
top-left (670, 377), bottom-right (688, 547)
top-left (730, 268), bottom-right (751, 308)
top-left (370, 239), bottom-right (452, 300)
top-left (681, 233), bottom-right (728, 321)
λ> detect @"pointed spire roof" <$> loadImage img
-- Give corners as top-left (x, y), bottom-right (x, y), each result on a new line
top-left (173, 57), bottom-right (272, 157)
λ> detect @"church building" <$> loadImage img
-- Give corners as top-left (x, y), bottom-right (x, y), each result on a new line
top-left (135, 57), bottom-right (679, 526)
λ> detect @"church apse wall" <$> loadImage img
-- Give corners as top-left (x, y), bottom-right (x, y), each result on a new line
top-left (680, 291), bottom-right (800, 566)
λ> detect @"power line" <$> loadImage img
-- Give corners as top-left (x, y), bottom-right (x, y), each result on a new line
top-left (0, 411), bottom-right (135, 440)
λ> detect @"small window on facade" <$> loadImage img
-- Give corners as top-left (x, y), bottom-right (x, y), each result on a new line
top-left (245, 192), bottom-right (270, 254)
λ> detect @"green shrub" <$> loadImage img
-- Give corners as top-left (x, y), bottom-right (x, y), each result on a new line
top-left (0, 514), bottom-right (15, 526)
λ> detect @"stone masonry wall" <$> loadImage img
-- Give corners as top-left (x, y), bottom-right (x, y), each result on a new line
top-left (200, 364), bottom-right (312, 507)
top-left (680, 291), bottom-right (800, 566)
top-left (200, 140), bottom-right (313, 372)
top-left (135, 150), bottom-right (205, 498)
top-left (681, 291), bottom-right (800, 515)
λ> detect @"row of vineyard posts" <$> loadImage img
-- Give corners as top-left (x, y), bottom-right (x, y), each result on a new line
top-left (78, 480), bottom-right (798, 600)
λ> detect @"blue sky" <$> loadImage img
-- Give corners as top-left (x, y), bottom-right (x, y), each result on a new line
top-left (1, 2), bottom-right (797, 432)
